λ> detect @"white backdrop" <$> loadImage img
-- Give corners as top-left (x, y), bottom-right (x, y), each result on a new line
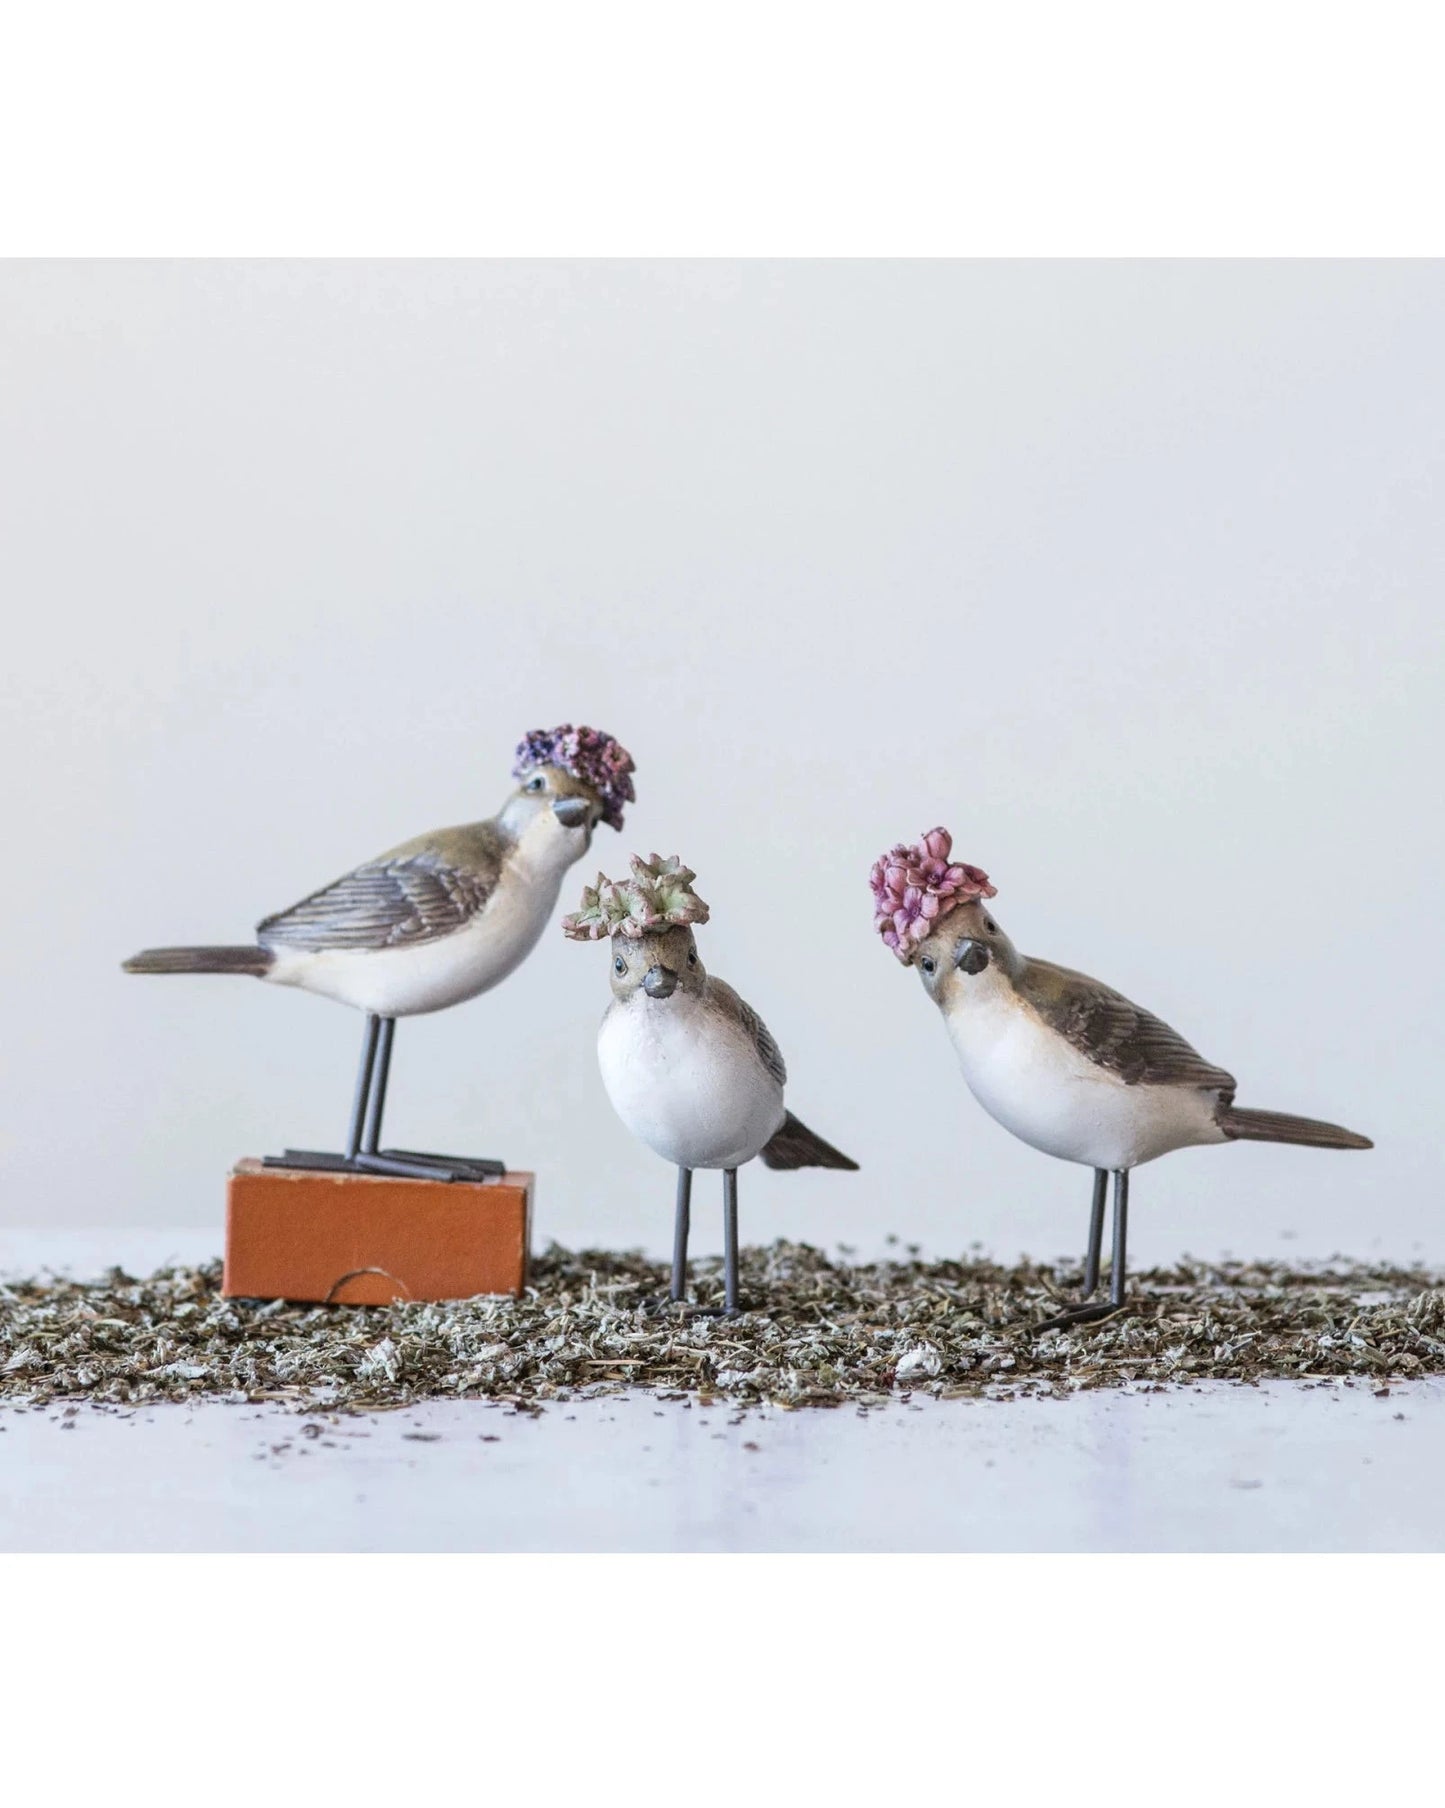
top-left (2, 260), bottom-right (1439, 1266)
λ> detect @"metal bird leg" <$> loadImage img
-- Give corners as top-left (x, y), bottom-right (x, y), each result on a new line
top-left (1111, 1166), bottom-right (1129, 1308)
top-left (348, 1012), bottom-right (382, 1157)
top-left (266, 1012), bottom-right (506, 1183)
top-left (671, 1167), bottom-right (693, 1302)
top-left (1082, 1166), bottom-right (1108, 1296)
top-left (656, 1166), bottom-right (745, 1316)
top-left (723, 1166), bottom-right (740, 1315)
top-left (1036, 1167), bottom-right (1132, 1332)
top-left (359, 1014), bottom-right (394, 1157)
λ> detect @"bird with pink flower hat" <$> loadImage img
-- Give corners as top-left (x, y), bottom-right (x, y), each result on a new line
top-left (872, 828), bottom-right (1371, 1329)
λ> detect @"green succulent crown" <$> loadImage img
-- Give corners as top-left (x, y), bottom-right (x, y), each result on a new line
top-left (562, 854), bottom-right (710, 941)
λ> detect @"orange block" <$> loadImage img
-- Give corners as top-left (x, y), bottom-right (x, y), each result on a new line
top-left (223, 1160), bottom-right (533, 1303)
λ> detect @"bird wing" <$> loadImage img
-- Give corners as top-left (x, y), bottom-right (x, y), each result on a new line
top-left (706, 978), bottom-right (788, 1087)
top-left (1018, 957), bottom-right (1236, 1093)
top-left (257, 825), bottom-right (504, 953)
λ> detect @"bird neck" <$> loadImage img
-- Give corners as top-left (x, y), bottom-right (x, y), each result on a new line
top-left (504, 806), bottom-right (590, 886)
top-left (941, 955), bottom-right (1020, 1025)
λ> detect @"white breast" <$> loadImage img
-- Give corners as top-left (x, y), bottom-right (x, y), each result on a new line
top-left (943, 974), bottom-right (1225, 1170)
top-left (597, 993), bottom-right (786, 1171)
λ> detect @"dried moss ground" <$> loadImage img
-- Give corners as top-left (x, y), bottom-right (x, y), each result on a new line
top-left (2, 1241), bottom-right (1442, 1414)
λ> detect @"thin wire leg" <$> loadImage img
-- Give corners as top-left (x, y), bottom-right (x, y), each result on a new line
top-left (1082, 1167), bottom-right (1108, 1296)
top-left (1033, 1166), bottom-right (1134, 1332)
top-left (1110, 1167), bottom-right (1130, 1307)
top-left (268, 1010), bottom-right (505, 1181)
top-left (361, 1017), bottom-right (395, 1156)
top-left (723, 1167), bottom-right (740, 1314)
top-left (671, 1168), bottom-right (692, 1302)
top-left (344, 1014), bottom-right (381, 1160)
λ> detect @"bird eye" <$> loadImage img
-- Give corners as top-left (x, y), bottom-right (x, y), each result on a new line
top-left (526, 775), bottom-right (546, 793)
top-left (614, 955), bottom-right (626, 975)
top-left (687, 948), bottom-right (697, 966)
top-left (920, 956), bottom-right (936, 976)
top-left (984, 918), bottom-right (997, 934)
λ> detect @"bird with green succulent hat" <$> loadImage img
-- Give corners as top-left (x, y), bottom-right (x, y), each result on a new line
top-left (567, 854), bottom-right (857, 1313)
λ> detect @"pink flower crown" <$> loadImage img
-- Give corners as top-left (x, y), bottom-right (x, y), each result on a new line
top-left (514, 724), bottom-right (636, 831)
top-left (869, 828), bottom-right (996, 965)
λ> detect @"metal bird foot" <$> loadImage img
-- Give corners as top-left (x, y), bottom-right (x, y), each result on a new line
top-left (263, 1148), bottom-right (506, 1184)
top-left (639, 1292), bottom-right (746, 1320)
top-left (1033, 1297), bottom-right (1132, 1334)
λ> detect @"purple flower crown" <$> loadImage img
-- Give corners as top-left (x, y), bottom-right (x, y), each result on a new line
top-left (563, 854), bottom-right (710, 941)
top-left (514, 724), bottom-right (636, 831)
top-left (870, 827), bottom-right (996, 965)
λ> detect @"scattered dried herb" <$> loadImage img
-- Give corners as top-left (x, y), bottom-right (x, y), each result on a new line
top-left (1, 1242), bottom-right (1441, 1413)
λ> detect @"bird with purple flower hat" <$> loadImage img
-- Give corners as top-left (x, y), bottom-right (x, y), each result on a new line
top-left (124, 725), bottom-right (636, 1183)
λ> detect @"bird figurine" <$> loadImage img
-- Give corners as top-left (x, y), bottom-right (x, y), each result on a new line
top-left (871, 828), bottom-right (1372, 1329)
top-left (565, 855), bottom-right (857, 1312)
top-left (123, 724), bottom-right (636, 1182)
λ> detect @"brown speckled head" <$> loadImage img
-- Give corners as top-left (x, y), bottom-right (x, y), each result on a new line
top-left (498, 760), bottom-right (605, 844)
top-left (607, 924), bottom-right (706, 1003)
top-left (912, 899), bottom-right (1022, 1010)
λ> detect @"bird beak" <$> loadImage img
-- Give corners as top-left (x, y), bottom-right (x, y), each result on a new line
top-left (955, 939), bottom-right (990, 975)
top-left (643, 964), bottom-right (678, 999)
top-left (551, 796), bottom-right (591, 829)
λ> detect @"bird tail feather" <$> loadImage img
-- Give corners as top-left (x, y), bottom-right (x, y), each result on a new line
top-left (122, 945), bottom-right (273, 977)
top-left (1220, 1106), bottom-right (1372, 1151)
top-left (760, 1111), bottom-right (859, 1171)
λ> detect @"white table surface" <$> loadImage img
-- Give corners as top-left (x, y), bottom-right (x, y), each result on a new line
top-left (2, 1233), bottom-right (1441, 1553)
